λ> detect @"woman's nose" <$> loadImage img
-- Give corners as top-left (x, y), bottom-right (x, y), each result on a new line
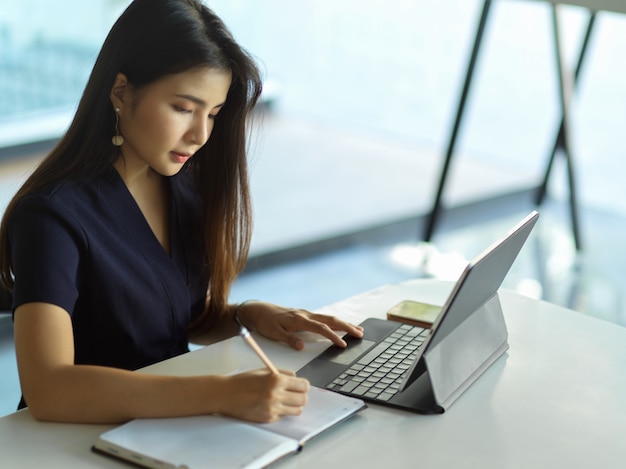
top-left (187, 117), bottom-right (212, 146)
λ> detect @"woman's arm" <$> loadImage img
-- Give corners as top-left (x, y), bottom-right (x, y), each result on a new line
top-left (190, 299), bottom-right (364, 349)
top-left (14, 302), bottom-right (309, 424)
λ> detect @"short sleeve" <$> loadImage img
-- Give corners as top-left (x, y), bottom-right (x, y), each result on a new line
top-left (9, 194), bottom-right (85, 315)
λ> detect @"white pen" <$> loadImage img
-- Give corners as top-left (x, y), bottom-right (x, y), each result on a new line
top-left (234, 314), bottom-right (279, 374)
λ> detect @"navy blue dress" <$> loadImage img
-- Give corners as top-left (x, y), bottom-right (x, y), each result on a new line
top-left (9, 166), bottom-right (209, 371)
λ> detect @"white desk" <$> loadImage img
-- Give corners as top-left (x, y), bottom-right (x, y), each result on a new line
top-left (1, 279), bottom-right (625, 468)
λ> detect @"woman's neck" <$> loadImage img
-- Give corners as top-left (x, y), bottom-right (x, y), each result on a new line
top-left (113, 157), bottom-right (171, 255)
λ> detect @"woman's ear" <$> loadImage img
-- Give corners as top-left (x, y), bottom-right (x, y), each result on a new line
top-left (110, 73), bottom-right (129, 109)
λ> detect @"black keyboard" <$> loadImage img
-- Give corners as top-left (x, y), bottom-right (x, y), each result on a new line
top-left (326, 323), bottom-right (429, 401)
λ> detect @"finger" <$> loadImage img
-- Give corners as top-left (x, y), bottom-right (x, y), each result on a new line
top-left (272, 371), bottom-right (308, 392)
top-left (277, 391), bottom-right (309, 416)
top-left (298, 319), bottom-right (348, 347)
top-left (344, 322), bottom-right (365, 337)
top-left (310, 313), bottom-right (364, 338)
top-left (278, 402), bottom-right (306, 417)
top-left (282, 388), bottom-right (309, 406)
top-left (284, 376), bottom-right (310, 393)
top-left (265, 325), bottom-right (305, 350)
top-left (283, 320), bottom-right (345, 349)
top-left (285, 333), bottom-right (305, 350)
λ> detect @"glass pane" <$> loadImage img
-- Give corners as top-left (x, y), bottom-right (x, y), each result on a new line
top-left (0, 0), bottom-right (131, 147)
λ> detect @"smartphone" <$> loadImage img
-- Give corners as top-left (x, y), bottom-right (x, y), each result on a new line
top-left (386, 300), bottom-right (442, 328)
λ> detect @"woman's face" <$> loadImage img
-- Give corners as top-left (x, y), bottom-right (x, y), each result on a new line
top-left (114, 67), bottom-right (232, 176)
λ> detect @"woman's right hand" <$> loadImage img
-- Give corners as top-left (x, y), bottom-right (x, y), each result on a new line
top-left (219, 369), bottom-right (310, 423)
top-left (13, 301), bottom-right (310, 424)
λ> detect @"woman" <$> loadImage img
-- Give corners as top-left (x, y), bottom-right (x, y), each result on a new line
top-left (0, 0), bottom-right (363, 424)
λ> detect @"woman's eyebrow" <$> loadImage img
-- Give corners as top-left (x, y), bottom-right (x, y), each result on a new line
top-left (174, 94), bottom-right (225, 109)
top-left (175, 94), bottom-right (206, 105)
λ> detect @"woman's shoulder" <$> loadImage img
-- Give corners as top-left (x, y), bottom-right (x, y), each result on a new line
top-left (15, 170), bottom-right (116, 216)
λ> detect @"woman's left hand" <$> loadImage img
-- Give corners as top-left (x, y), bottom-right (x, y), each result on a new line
top-left (235, 301), bottom-right (364, 350)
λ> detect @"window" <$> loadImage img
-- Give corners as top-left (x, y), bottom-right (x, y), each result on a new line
top-left (0, 0), bottom-right (130, 147)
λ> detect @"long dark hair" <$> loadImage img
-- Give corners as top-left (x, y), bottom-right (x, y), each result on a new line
top-left (0, 0), bottom-right (262, 319)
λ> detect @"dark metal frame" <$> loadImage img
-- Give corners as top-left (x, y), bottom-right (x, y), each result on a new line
top-left (422, 0), bottom-right (597, 251)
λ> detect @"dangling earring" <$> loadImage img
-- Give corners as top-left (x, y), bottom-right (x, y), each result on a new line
top-left (112, 107), bottom-right (124, 146)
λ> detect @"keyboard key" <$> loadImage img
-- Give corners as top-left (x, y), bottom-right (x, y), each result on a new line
top-left (352, 385), bottom-right (371, 396)
top-left (378, 392), bottom-right (395, 401)
top-left (339, 380), bottom-right (360, 393)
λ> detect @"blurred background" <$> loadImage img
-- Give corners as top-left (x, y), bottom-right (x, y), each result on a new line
top-left (0, 0), bottom-right (624, 415)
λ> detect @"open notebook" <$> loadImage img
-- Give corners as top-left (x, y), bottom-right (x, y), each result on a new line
top-left (93, 386), bottom-right (365, 469)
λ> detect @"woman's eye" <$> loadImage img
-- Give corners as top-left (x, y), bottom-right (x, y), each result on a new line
top-left (173, 105), bottom-right (192, 114)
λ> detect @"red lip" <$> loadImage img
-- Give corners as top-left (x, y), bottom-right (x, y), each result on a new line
top-left (171, 151), bottom-right (192, 164)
